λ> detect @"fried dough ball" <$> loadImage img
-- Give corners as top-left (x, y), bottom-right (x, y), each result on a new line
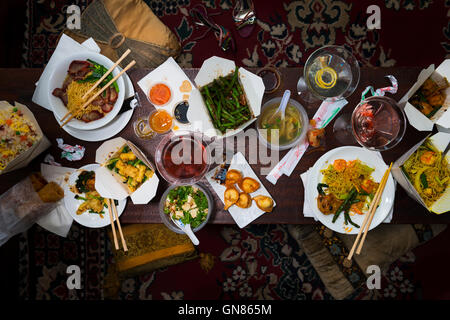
top-left (224, 186), bottom-right (240, 210)
top-left (238, 177), bottom-right (260, 193)
top-left (253, 195), bottom-right (274, 212)
top-left (225, 169), bottom-right (243, 186)
top-left (38, 182), bottom-right (64, 203)
top-left (30, 172), bottom-right (48, 192)
top-left (236, 192), bottom-right (252, 209)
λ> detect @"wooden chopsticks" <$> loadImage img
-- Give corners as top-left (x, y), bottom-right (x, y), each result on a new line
top-left (346, 162), bottom-right (393, 260)
top-left (60, 59), bottom-right (136, 128)
top-left (107, 198), bottom-right (128, 252)
top-left (81, 49), bottom-right (131, 100)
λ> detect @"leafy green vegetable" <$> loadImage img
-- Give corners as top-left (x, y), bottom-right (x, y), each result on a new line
top-left (317, 183), bottom-right (328, 196)
top-left (420, 172), bottom-right (428, 188)
top-left (77, 59), bottom-right (119, 93)
top-left (107, 158), bottom-right (119, 170)
top-left (165, 186), bottom-right (208, 229)
top-left (75, 171), bottom-right (95, 193)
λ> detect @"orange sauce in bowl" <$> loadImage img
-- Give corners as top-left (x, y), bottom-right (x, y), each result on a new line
top-left (149, 110), bottom-right (173, 133)
top-left (149, 83), bottom-right (171, 106)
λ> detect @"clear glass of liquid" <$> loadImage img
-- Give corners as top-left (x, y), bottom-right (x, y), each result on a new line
top-left (297, 45), bottom-right (360, 103)
top-left (351, 96), bottom-right (406, 151)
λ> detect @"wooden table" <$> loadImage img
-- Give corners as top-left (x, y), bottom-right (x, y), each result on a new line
top-left (0, 67), bottom-right (447, 225)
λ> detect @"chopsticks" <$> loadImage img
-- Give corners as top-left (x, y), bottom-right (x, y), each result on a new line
top-left (107, 198), bottom-right (128, 252)
top-left (107, 199), bottom-right (119, 250)
top-left (60, 59), bottom-right (136, 128)
top-left (346, 162), bottom-right (393, 261)
top-left (81, 49), bottom-right (131, 100)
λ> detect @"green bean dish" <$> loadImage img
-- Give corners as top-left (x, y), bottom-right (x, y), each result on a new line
top-left (200, 67), bottom-right (253, 134)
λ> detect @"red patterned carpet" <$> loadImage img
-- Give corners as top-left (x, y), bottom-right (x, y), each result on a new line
top-left (19, 223), bottom-right (450, 300)
top-left (3, 0), bottom-right (450, 300)
top-left (22, 0), bottom-right (450, 68)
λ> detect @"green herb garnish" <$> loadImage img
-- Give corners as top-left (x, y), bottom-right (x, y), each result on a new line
top-left (77, 59), bottom-right (119, 93)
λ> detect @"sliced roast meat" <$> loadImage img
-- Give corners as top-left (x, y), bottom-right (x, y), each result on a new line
top-left (109, 87), bottom-right (118, 103)
top-left (104, 86), bottom-right (111, 103)
top-left (91, 96), bottom-right (105, 106)
top-left (101, 103), bottom-right (114, 113)
top-left (81, 110), bottom-right (103, 122)
top-left (68, 60), bottom-right (92, 80)
top-left (52, 88), bottom-right (68, 106)
top-left (81, 114), bottom-right (90, 122)
top-left (62, 75), bottom-right (73, 90)
top-left (68, 60), bottom-right (90, 75)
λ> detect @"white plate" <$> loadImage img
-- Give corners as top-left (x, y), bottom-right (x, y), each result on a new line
top-left (305, 146), bottom-right (395, 235)
top-left (64, 163), bottom-right (127, 228)
top-left (57, 70), bottom-right (136, 142)
top-left (205, 152), bottom-right (276, 228)
top-left (48, 51), bottom-right (125, 130)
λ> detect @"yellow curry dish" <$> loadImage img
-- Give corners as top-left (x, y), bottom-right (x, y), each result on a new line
top-left (105, 144), bottom-right (154, 193)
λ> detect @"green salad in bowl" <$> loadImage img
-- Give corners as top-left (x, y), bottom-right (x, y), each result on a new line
top-left (161, 185), bottom-right (212, 232)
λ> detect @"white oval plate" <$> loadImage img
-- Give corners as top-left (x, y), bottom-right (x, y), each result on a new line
top-left (64, 163), bottom-right (127, 228)
top-left (305, 146), bottom-right (395, 235)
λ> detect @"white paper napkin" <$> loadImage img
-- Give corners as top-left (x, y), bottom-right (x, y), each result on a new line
top-left (36, 164), bottom-right (76, 237)
top-left (300, 151), bottom-right (395, 223)
top-left (32, 34), bottom-right (101, 110)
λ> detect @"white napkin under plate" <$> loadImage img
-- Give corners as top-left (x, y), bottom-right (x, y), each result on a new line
top-left (32, 34), bottom-right (101, 110)
top-left (36, 164), bottom-right (75, 237)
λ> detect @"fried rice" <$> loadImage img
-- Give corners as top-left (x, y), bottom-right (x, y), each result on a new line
top-left (0, 105), bottom-right (40, 172)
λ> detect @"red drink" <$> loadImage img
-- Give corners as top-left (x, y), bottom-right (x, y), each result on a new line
top-left (156, 133), bottom-right (209, 184)
top-left (352, 96), bottom-right (406, 151)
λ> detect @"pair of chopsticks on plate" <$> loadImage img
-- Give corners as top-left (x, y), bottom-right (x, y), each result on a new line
top-left (107, 198), bottom-right (128, 252)
top-left (60, 49), bottom-right (135, 128)
top-left (346, 162), bottom-right (393, 261)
